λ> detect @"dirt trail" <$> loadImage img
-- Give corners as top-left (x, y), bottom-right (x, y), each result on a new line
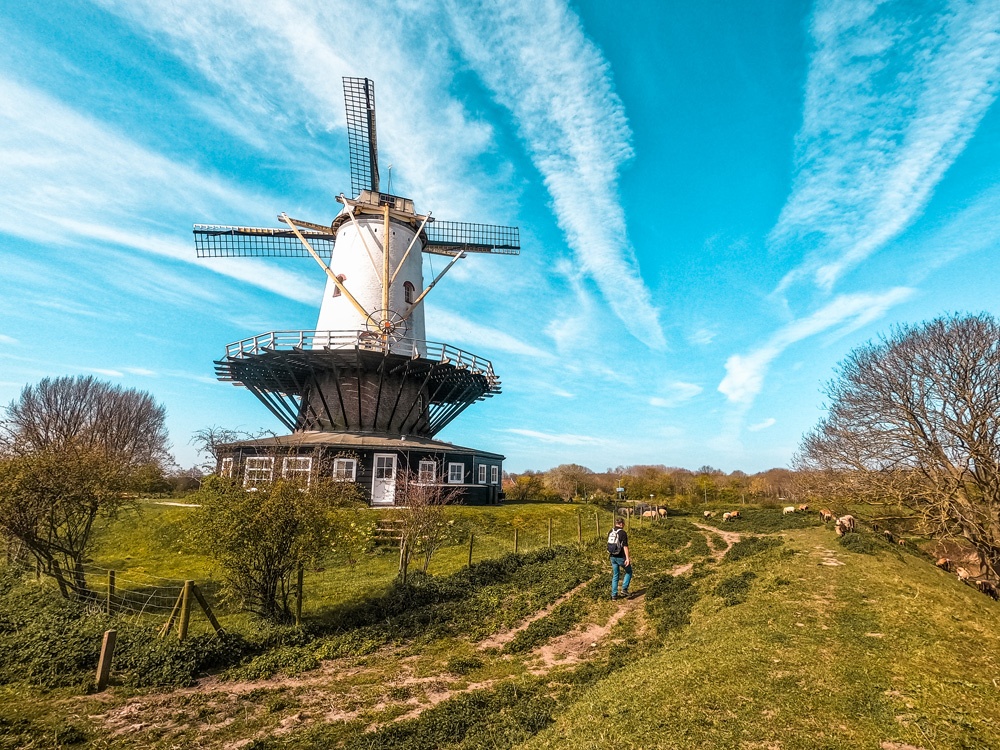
top-left (477, 575), bottom-right (596, 650)
top-left (693, 521), bottom-right (741, 558)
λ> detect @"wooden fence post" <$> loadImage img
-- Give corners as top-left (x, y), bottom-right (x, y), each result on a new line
top-left (547, 518), bottom-right (552, 548)
top-left (106, 570), bottom-right (115, 616)
top-left (95, 630), bottom-right (116, 690)
top-left (178, 580), bottom-right (193, 641)
top-left (577, 514), bottom-right (582, 544)
top-left (295, 562), bottom-right (304, 627)
top-left (468, 533), bottom-right (475, 567)
top-left (190, 583), bottom-right (224, 635)
top-left (514, 528), bottom-right (519, 554)
top-left (159, 588), bottom-right (184, 638)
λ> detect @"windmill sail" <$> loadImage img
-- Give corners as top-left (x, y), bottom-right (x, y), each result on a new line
top-left (424, 221), bottom-right (520, 255)
top-left (193, 224), bottom-right (334, 258)
top-left (343, 77), bottom-right (379, 196)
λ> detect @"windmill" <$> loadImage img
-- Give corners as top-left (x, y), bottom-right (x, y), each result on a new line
top-left (194, 78), bottom-right (519, 505)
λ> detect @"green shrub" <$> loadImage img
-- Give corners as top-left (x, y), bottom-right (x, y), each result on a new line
top-left (724, 536), bottom-right (783, 562)
top-left (838, 533), bottom-right (885, 556)
top-left (446, 655), bottom-right (484, 675)
top-left (644, 575), bottom-right (701, 636)
top-left (714, 571), bottom-right (756, 606)
top-left (340, 681), bottom-right (555, 750)
top-left (223, 645), bottom-right (320, 681)
top-left (502, 599), bottom-right (585, 654)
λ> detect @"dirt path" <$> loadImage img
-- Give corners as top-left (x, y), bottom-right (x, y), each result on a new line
top-left (477, 575), bottom-right (596, 650)
top-left (693, 521), bottom-right (741, 558)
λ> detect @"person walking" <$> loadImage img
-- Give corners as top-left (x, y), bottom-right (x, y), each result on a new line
top-left (607, 516), bottom-right (632, 600)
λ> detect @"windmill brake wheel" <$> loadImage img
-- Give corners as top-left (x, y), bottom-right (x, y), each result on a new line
top-left (364, 309), bottom-right (409, 347)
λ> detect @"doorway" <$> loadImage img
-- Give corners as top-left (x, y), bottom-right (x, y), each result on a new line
top-left (372, 453), bottom-right (397, 505)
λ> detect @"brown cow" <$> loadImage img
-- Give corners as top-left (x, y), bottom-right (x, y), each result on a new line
top-left (935, 557), bottom-right (952, 572)
top-left (977, 580), bottom-right (999, 601)
top-left (798, 504), bottom-right (810, 512)
top-left (819, 509), bottom-right (834, 522)
top-left (883, 529), bottom-right (894, 543)
top-left (957, 567), bottom-right (972, 582)
top-left (729, 510), bottom-right (742, 520)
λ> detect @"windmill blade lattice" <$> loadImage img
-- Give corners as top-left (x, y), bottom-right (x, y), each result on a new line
top-left (424, 221), bottom-right (520, 256)
top-left (193, 225), bottom-right (335, 258)
top-left (343, 77), bottom-right (379, 196)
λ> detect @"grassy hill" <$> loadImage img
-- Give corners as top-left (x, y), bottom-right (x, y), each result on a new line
top-left (1, 503), bottom-right (998, 749)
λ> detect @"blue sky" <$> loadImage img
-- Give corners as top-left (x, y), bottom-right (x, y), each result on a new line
top-left (2, 0), bottom-right (1000, 473)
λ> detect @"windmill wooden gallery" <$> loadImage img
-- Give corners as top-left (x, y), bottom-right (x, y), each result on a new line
top-left (194, 78), bottom-right (518, 506)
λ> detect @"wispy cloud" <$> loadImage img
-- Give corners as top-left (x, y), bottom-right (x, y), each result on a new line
top-left (649, 381), bottom-right (703, 408)
top-left (505, 428), bottom-right (606, 446)
top-left (429, 308), bottom-right (553, 360)
top-left (747, 418), bottom-right (776, 432)
top-left (0, 75), bottom-right (318, 304)
top-left (445, 0), bottom-right (665, 349)
top-left (687, 328), bottom-right (717, 346)
top-left (718, 287), bottom-right (914, 405)
top-left (772, 0), bottom-right (1000, 294)
top-left (0, 335), bottom-right (18, 345)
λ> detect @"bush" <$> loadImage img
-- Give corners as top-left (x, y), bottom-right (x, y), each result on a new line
top-left (838, 533), bottom-right (886, 556)
top-left (724, 536), bottom-right (783, 562)
top-left (644, 575), bottom-right (701, 636)
top-left (447, 655), bottom-right (484, 675)
top-left (502, 599), bottom-right (584, 654)
top-left (223, 645), bottom-right (320, 681)
top-left (714, 571), bottom-right (756, 606)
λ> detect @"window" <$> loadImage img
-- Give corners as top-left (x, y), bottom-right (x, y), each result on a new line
top-left (282, 456), bottom-right (312, 486)
top-left (478, 464), bottom-right (487, 484)
top-left (220, 457), bottom-right (233, 478)
top-left (491, 465), bottom-right (499, 485)
top-left (244, 456), bottom-right (274, 488)
top-left (419, 460), bottom-right (436, 483)
top-left (448, 462), bottom-right (464, 484)
top-left (375, 455), bottom-right (396, 480)
top-left (331, 274), bottom-right (347, 297)
top-left (333, 458), bottom-right (357, 481)
top-left (404, 281), bottom-right (416, 304)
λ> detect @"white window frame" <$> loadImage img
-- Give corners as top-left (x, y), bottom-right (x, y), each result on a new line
top-left (478, 464), bottom-right (487, 484)
top-left (282, 456), bottom-right (312, 487)
top-left (333, 458), bottom-right (357, 482)
top-left (244, 456), bottom-right (274, 489)
top-left (448, 462), bottom-right (464, 484)
top-left (491, 465), bottom-right (499, 485)
top-left (220, 457), bottom-right (233, 478)
top-left (419, 460), bottom-right (436, 483)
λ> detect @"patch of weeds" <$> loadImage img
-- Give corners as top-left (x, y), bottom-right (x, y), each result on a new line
top-left (223, 645), bottom-right (320, 681)
top-left (336, 681), bottom-right (556, 750)
top-left (502, 599), bottom-right (585, 654)
top-left (689, 561), bottom-right (715, 580)
top-left (644, 574), bottom-right (701, 636)
top-left (708, 533), bottom-right (727, 552)
top-left (266, 694), bottom-right (297, 713)
top-left (447, 655), bottom-right (484, 675)
top-left (705, 508), bottom-right (822, 533)
top-left (557, 640), bottom-right (639, 686)
top-left (774, 577), bottom-right (791, 587)
top-left (714, 571), bottom-right (756, 606)
top-left (314, 626), bottom-right (387, 659)
top-left (724, 536), bottom-right (783, 563)
top-left (54, 722), bottom-right (88, 745)
top-left (387, 684), bottom-right (413, 701)
top-left (838, 532), bottom-right (902, 557)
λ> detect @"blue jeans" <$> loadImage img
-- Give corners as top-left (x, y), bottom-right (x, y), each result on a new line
top-left (611, 556), bottom-right (632, 596)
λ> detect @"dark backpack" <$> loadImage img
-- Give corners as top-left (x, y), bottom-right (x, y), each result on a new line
top-left (607, 528), bottom-right (623, 555)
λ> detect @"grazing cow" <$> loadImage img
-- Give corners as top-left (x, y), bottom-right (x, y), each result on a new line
top-left (729, 510), bottom-right (741, 520)
top-left (977, 580), bottom-right (999, 601)
top-left (883, 530), bottom-right (894, 543)
top-left (722, 512), bottom-right (732, 522)
top-left (957, 567), bottom-right (971, 582)
top-left (658, 508), bottom-right (668, 517)
top-left (783, 506), bottom-right (796, 515)
top-left (703, 511), bottom-right (715, 519)
top-left (871, 522), bottom-right (880, 533)
top-left (819, 509), bottom-right (834, 522)
top-left (935, 557), bottom-right (952, 572)
top-left (798, 504), bottom-right (810, 512)
top-left (897, 538), bottom-right (906, 547)
top-left (834, 515), bottom-right (857, 536)
top-left (641, 510), bottom-right (657, 519)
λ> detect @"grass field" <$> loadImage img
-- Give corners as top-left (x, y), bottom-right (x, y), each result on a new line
top-left (2, 502), bottom-right (999, 749)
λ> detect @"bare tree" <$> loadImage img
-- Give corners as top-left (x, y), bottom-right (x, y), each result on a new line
top-left (1, 375), bottom-right (170, 467)
top-left (0, 376), bottom-right (171, 597)
top-left (796, 314), bottom-right (1000, 578)
top-left (396, 468), bottom-right (462, 581)
top-left (190, 425), bottom-right (275, 474)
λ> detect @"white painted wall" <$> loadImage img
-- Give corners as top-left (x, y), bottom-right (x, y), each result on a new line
top-left (315, 213), bottom-right (426, 355)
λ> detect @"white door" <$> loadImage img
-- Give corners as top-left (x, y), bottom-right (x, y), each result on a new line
top-left (372, 453), bottom-right (397, 505)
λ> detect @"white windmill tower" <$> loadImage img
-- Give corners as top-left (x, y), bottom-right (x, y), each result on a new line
top-left (192, 78), bottom-right (519, 505)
